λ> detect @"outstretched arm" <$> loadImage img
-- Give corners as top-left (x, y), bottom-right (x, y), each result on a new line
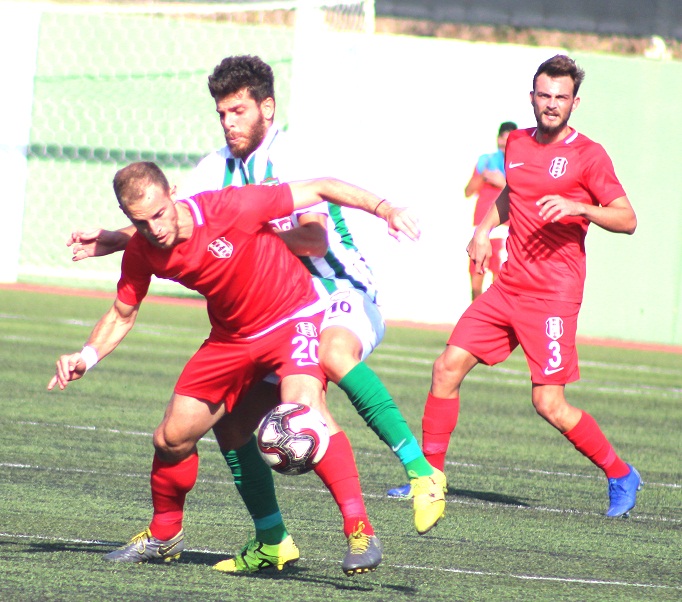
top-left (287, 178), bottom-right (420, 241)
top-left (47, 297), bottom-right (140, 391)
top-left (537, 195), bottom-right (637, 234)
top-left (67, 225), bottom-right (136, 261)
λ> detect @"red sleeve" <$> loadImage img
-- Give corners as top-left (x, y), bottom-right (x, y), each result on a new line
top-left (116, 236), bottom-right (152, 306)
top-left (582, 143), bottom-right (626, 206)
top-left (194, 184), bottom-right (294, 233)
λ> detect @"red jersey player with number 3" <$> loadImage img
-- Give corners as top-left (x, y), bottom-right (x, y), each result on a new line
top-left (390, 55), bottom-right (641, 517)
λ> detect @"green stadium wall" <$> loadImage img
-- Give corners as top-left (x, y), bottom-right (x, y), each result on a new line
top-left (6, 8), bottom-right (681, 346)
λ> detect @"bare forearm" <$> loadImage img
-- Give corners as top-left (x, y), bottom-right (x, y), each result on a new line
top-left (85, 301), bottom-right (138, 360)
top-left (581, 203), bottom-right (637, 234)
top-left (277, 222), bottom-right (328, 257)
top-left (290, 178), bottom-right (383, 215)
top-left (475, 187), bottom-right (509, 237)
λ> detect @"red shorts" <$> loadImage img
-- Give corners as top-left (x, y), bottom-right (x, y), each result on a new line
top-left (175, 312), bottom-right (326, 410)
top-left (469, 237), bottom-right (506, 277)
top-left (448, 283), bottom-right (580, 385)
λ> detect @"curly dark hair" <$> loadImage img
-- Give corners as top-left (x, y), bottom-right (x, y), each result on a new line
top-left (533, 54), bottom-right (585, 96)
top-left (207, 55), bottom-right (275, 103)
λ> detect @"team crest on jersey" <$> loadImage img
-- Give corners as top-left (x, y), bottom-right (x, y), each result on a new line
top-left (260, 177), bottom-right (280, 186)
top-left (296, 322), bottom-right (318, 338)
top-left (207, 237), bottom-right (233, 259)
top-left (545, 317), bottom-right (564, 340)
top-left (549, 157), bottom-right (568, 179)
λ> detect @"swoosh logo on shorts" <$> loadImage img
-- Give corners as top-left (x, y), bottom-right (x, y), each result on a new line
top-left (544, 366), bottom-right (564, 375)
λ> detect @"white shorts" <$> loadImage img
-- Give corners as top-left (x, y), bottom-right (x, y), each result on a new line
top-left (321, 288), bottom-right (386, 361)
top-left (263, 288), bottom-right (385, 384)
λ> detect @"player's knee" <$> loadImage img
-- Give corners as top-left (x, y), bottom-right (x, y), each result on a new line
top-left (153, 427), bottom-right (194, 463)
top-left (318, 334), bottom-right (360, 384)
top-left (531, 393), bottom-right (568, 428)
top-left (432, 351), bottom-right (465, 391)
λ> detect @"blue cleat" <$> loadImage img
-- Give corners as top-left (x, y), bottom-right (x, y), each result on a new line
top-left (387, 483), bottom-right (412, 499)
top-left (606, 464), bottom-right (642, 517)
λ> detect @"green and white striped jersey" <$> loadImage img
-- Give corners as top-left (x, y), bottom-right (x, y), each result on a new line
top-left (179, 126), bottom-right (378, 301)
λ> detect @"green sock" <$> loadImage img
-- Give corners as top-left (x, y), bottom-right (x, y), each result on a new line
top-left (338, 362), bottom-right (432, 479)
top-left (223, 435), bottom-right (288, 545)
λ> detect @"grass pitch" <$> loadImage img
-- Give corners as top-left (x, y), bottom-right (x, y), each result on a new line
top-left (0, 287), bottom-right (680, 601)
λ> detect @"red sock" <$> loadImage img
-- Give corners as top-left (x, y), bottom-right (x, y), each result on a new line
top-left (563, 412), bottom-right (629, 478)
top-left (149, 452), bottom-right (199, 540)
top-left (314, 431), bottom-right (373, 537)
top-left (421, 393), bottom-right (460, 471)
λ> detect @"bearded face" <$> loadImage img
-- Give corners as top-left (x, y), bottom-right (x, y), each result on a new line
top-left (215, 89), bottom-right (274, 160)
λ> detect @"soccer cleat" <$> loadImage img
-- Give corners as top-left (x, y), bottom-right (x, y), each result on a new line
top-left (411, 468), bottom-right (447, 534)
top-left (213, 535), bottom-right (300, 573)
top-left (606, 464), bottom-right (642, 518)
top-left (342, 523), bottom-right (382, 576)
top-left (103, 528), bottom-right (184, 563)
top-left (387, 483), bottom-right (412, 499)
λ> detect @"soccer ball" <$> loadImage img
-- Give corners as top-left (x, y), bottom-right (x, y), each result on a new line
top-left (257, 403), bottom-right (330, 475)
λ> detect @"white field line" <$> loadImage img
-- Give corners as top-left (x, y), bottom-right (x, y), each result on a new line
top-left (0, 532), bottom-right (679, 592)
top-left (3, 314), bottom-right (679, 377)
top-left (378, 344), bottom-right (682, 376)
top-left (371, 355), bottom-right (682, 398)
top-left (10, 420), bottom-right (682, 492)
top-left (3, 458), bottom-right (680, 524)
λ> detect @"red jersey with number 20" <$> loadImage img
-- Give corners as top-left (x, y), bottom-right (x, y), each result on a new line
top-left (117, 184), bottom-right (320, 341)
top-left (498, 127), bottom-right (626, 303)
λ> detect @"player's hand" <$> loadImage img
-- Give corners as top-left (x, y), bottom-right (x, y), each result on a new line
top-left (466, 232), bottom-right (492, 275)
top-left (47, 353), bottom-right (86, 391)
top-left (385, 207), bottom-right (421, 241)
top-left (537, 195), bottom-right (584, 223)
top-left (67, 228), bottom-right (130, 261)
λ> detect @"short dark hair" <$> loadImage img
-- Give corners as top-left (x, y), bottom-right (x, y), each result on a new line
top-left (113, 162), bottom-right (170, 208)
top-left (498, 121), bottom-right (517, 136)
top-left (533, 54), bottom-right (585, 96)
top-left (207, 55), bottom-right (275, 103)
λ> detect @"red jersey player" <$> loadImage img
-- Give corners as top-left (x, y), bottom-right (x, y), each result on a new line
top-left (389, 55), bottom-right (641, 518)
top-left (48, 161), bottom-right (419, 572)
top-left (463, 121), bottom-right (517, 299)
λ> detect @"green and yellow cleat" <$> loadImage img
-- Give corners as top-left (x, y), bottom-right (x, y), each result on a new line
top-left (411, 468), bottom-right (447, 534)
top-left (213, 535), bottom-right (300, 574)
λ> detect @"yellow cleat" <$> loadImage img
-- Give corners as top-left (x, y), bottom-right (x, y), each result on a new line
top-left (411, 468), bottom-right (447, 534)
top-left (213, 535), bottom-right (300, 574)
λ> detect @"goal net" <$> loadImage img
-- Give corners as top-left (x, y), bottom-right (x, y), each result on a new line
top-left (7, 0), bottom-right (374, 292)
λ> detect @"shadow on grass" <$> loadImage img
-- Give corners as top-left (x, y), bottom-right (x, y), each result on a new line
top-left (9, 542), bottom-right (417, 593)
top-left (448, 487), bottom-right (531, 507)
top-left (202, 561), bottom-right (417, 594)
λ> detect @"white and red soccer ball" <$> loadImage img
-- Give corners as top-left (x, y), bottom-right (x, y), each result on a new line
top-left (257, 403), bottom-right (330, 475)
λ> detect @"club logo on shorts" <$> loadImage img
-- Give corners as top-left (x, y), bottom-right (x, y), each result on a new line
top-left (207, 237), bottom-right (233, 259)
top-left (549, 157), bottom-right (568, 179)
top-left (260, 177), bottom-right (280, 186)
top-left (545, 317), bottom-right (564, 341)
top-left (296, 322), bottom-right (318, 338)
